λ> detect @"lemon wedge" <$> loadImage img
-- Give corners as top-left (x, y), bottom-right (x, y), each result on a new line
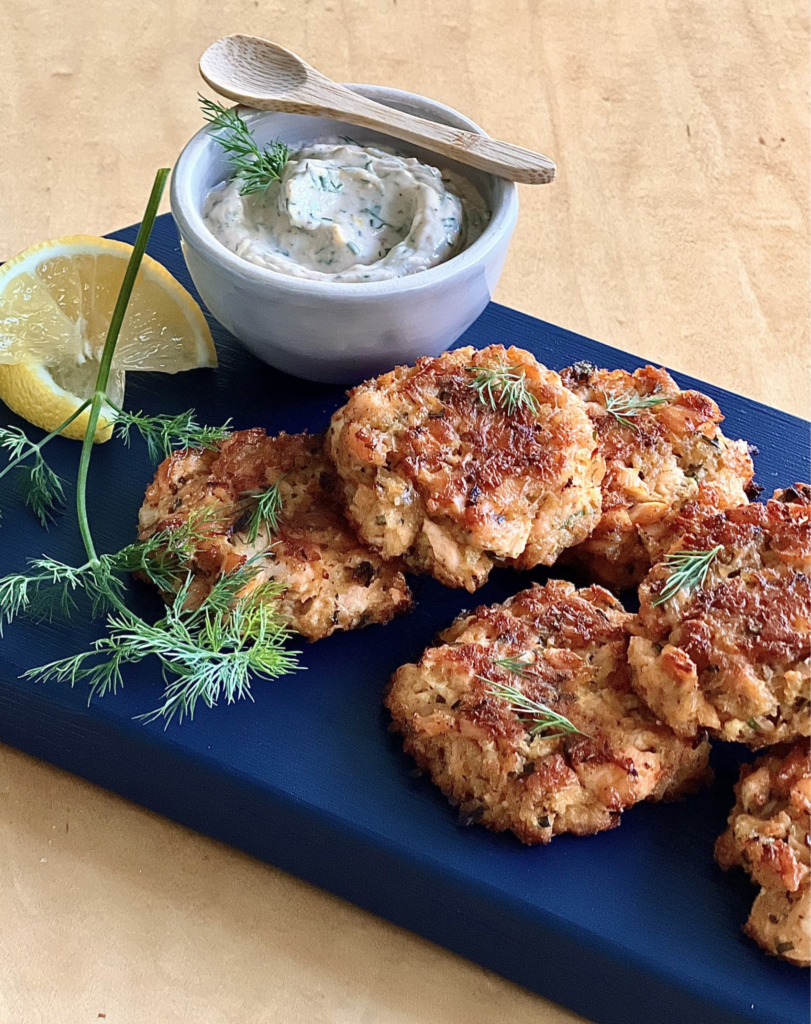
top-left (0, 235), bottom-right (217, 441)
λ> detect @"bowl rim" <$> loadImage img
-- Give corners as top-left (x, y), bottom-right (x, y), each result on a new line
top-left (170, 83), bottom-right (519, 297)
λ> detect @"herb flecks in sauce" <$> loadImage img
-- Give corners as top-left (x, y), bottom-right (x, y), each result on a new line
top-left (204, 142), bottom-right (489, 283)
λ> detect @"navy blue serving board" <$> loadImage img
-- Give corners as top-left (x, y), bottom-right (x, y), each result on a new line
top-left (1, 215), bottom-right (809, 1024)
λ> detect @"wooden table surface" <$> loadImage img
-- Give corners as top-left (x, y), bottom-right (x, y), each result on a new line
top-left (0, 2), bottom-right (807, 1022)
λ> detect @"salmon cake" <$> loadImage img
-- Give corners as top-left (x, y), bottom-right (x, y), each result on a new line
top-left (559, 363), bottom-right (755, 589)
top-left (629, 486), bottom-right (811, 747)
top-left (715, 740), bottom-right (810, 966)
top-left (327, 345), bottom-right (604, 591)
top-left (385, 580), bottom-right (711, 844)
top-left (138, 429), bottom-right (412, 641)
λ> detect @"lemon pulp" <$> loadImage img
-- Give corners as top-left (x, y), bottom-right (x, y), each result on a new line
top-left (0, 235), bottom-right (216, 441)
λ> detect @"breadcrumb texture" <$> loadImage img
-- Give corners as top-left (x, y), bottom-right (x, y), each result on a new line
top-left (138, 429), bottom-right (412, 641)
top-left (559, 363), bottom-right (755, 589)
top-left (386, 580), bottom-right (711, 845)
top-left (630, 485), bottom-right (811, 747)
top-left (328, 345), bottom-right (604, 591)
top-left (715, 740), bottom-right (811, 966)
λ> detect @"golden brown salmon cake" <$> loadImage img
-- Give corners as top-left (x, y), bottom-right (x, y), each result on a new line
top-left (385, 580), bottom-right (711, 844)
top-left (327, 345), bottom-right (604, 592)
top-left (138, 429), bottom-right (412, 641)
top-left (715, 740), bottom-right (810, 966)
top-left (629, 487), bottom-right (811, 748)
top-left (559, 363), bottom-right (755, 589)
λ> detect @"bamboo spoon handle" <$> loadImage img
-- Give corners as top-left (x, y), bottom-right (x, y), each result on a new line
top-left (200, 35), bottom-right (556, 185)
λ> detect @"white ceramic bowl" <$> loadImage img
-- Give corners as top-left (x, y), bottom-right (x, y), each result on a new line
top-left (171, 85), bottom-right (519, 383)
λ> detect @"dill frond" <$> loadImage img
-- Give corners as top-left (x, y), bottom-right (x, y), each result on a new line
top-left (114, 408), bottom-right (232, 463)
top-left (492, 654), bottom-right (536, 677)
top-left (467, 360), bottom-right (540, 417)
top-left (0, 425), bottom-right (37, 464)
top-left (601, 389), bottom-right (668, 430)
top-left (0, 425), bottom-right (67, 527)
top-left (200, 96), bottom-right (289, 196)
top-left (480, 677), bottom-right (586, 740)
top-left (651, 545), bottom-right (723, 606)
top-left (28, 565), bottom-right (301, 724)
top-left (4, 169), bottom-right (301, 727)
top-left (0, 506), bottom-right (231, 632)
top-left (240, 482), bottom-right (284, 545)
top-left (14, 454), bottom-right (66, 527)
top-left (0, 556), bottom-right (124, 632)
top-left (111, 506), bottom-right (225, 590)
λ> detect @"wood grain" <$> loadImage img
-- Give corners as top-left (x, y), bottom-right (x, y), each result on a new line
top-left (0, 2), bottom-right (807, 1023)
top-left (0, 1), bottom-right (807, 419)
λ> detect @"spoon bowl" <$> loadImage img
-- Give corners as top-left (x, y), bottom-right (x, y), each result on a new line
top-left (201, 35), bottom-right (309, 98)
top-left (199, 34), bottom-right (556, 184)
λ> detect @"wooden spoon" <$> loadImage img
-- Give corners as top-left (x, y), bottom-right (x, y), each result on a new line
top-left (199, 34), bottom-right (556, 185)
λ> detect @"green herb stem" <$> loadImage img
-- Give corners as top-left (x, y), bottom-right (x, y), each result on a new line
top-left (243, 481), bottom-right (284, 544)
top-left (602, 389), bottom-right (668, 430)
top-left (110, 404), bottom-right (232, 463)
top-left (468, 360), bottom-right (540, 417)
top-left (480, 677), bottom-right (587, 740)
top-left (651, 544), bottom-right (723, 606)
top-left (0, 167), bottom-right (302, 725)
top-left (0, 401), bottom-right (91, 485)
top-left (76, 168), bottom-right (170, 565)
top-left (492, 655), bottom-right (535, 677)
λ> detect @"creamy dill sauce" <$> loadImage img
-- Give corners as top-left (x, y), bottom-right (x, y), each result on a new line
top-left (203, 142), bottom-right (489, 283)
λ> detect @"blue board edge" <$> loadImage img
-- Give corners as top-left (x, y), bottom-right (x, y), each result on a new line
top-left (0, 214), bottom-right (807, 1024)
top-left (0, 680), bottom-right (780, 1024)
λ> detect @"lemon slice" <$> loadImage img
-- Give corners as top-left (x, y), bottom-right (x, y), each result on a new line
top-left (0, 235), bottom-right (217, 441)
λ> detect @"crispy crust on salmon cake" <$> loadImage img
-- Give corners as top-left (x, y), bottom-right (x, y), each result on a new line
top-left (385, 580), bottom-right (711, 844)
top-left (559, 363), bottom-right (755, 589)
top-left (715, 740), bottom-right (811, 966)
top-left (629, 487), bottom-right (811, 747)
top-left (327, 345), bottom-right (604, 592)
top-left (138, 429), bottom-right (412, 640)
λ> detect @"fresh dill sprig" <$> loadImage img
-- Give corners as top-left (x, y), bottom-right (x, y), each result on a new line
top-left (13, 452), bottom-right (66, 527)
top-left (0, 170), bottom-right (301, 725)
top-left (0, 556), bottom-right (123, 631)
top-left (200, 95), bottom-right (290, 196)
top-left (113, 407), bottom-right (232, 463)
top-left (27, 565), bottom-right (299, 724)
top-left (480, 677), bottom-right (585, 740)
top-left (241, 481), bottom-right (284, 545)
top-left (602, 390), bottom-right (668, 430)
top-left (468, 360), bottom-right (540, 417)
top-left (0, 507), bottom-right (232, 633)
top-left (483, 652), bottom-right (588, 739)
top-left (111, 506), bottom-right (228, 590)
top-left (0, 425), bottom-right (42, 465)
top-left (492, 654), bottom-right (536, 677)
top-left (0, 423), bottom-right (75, 527)
top-left (143, 573), bottom-right (298, 724)
top-left (651, 545), bottom-right (723, 606)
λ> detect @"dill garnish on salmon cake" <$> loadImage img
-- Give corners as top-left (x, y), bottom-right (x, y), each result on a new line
top-left (629, 485), bottom-right (811, 748)
top-left (386, 580), bottom-right (711, 844)
top-left (327, 345), bottom-right (604, 592)
top-left (559, 363), bottom-right (755, 589)
top-left (138, 429), bottom-right (412, 641)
